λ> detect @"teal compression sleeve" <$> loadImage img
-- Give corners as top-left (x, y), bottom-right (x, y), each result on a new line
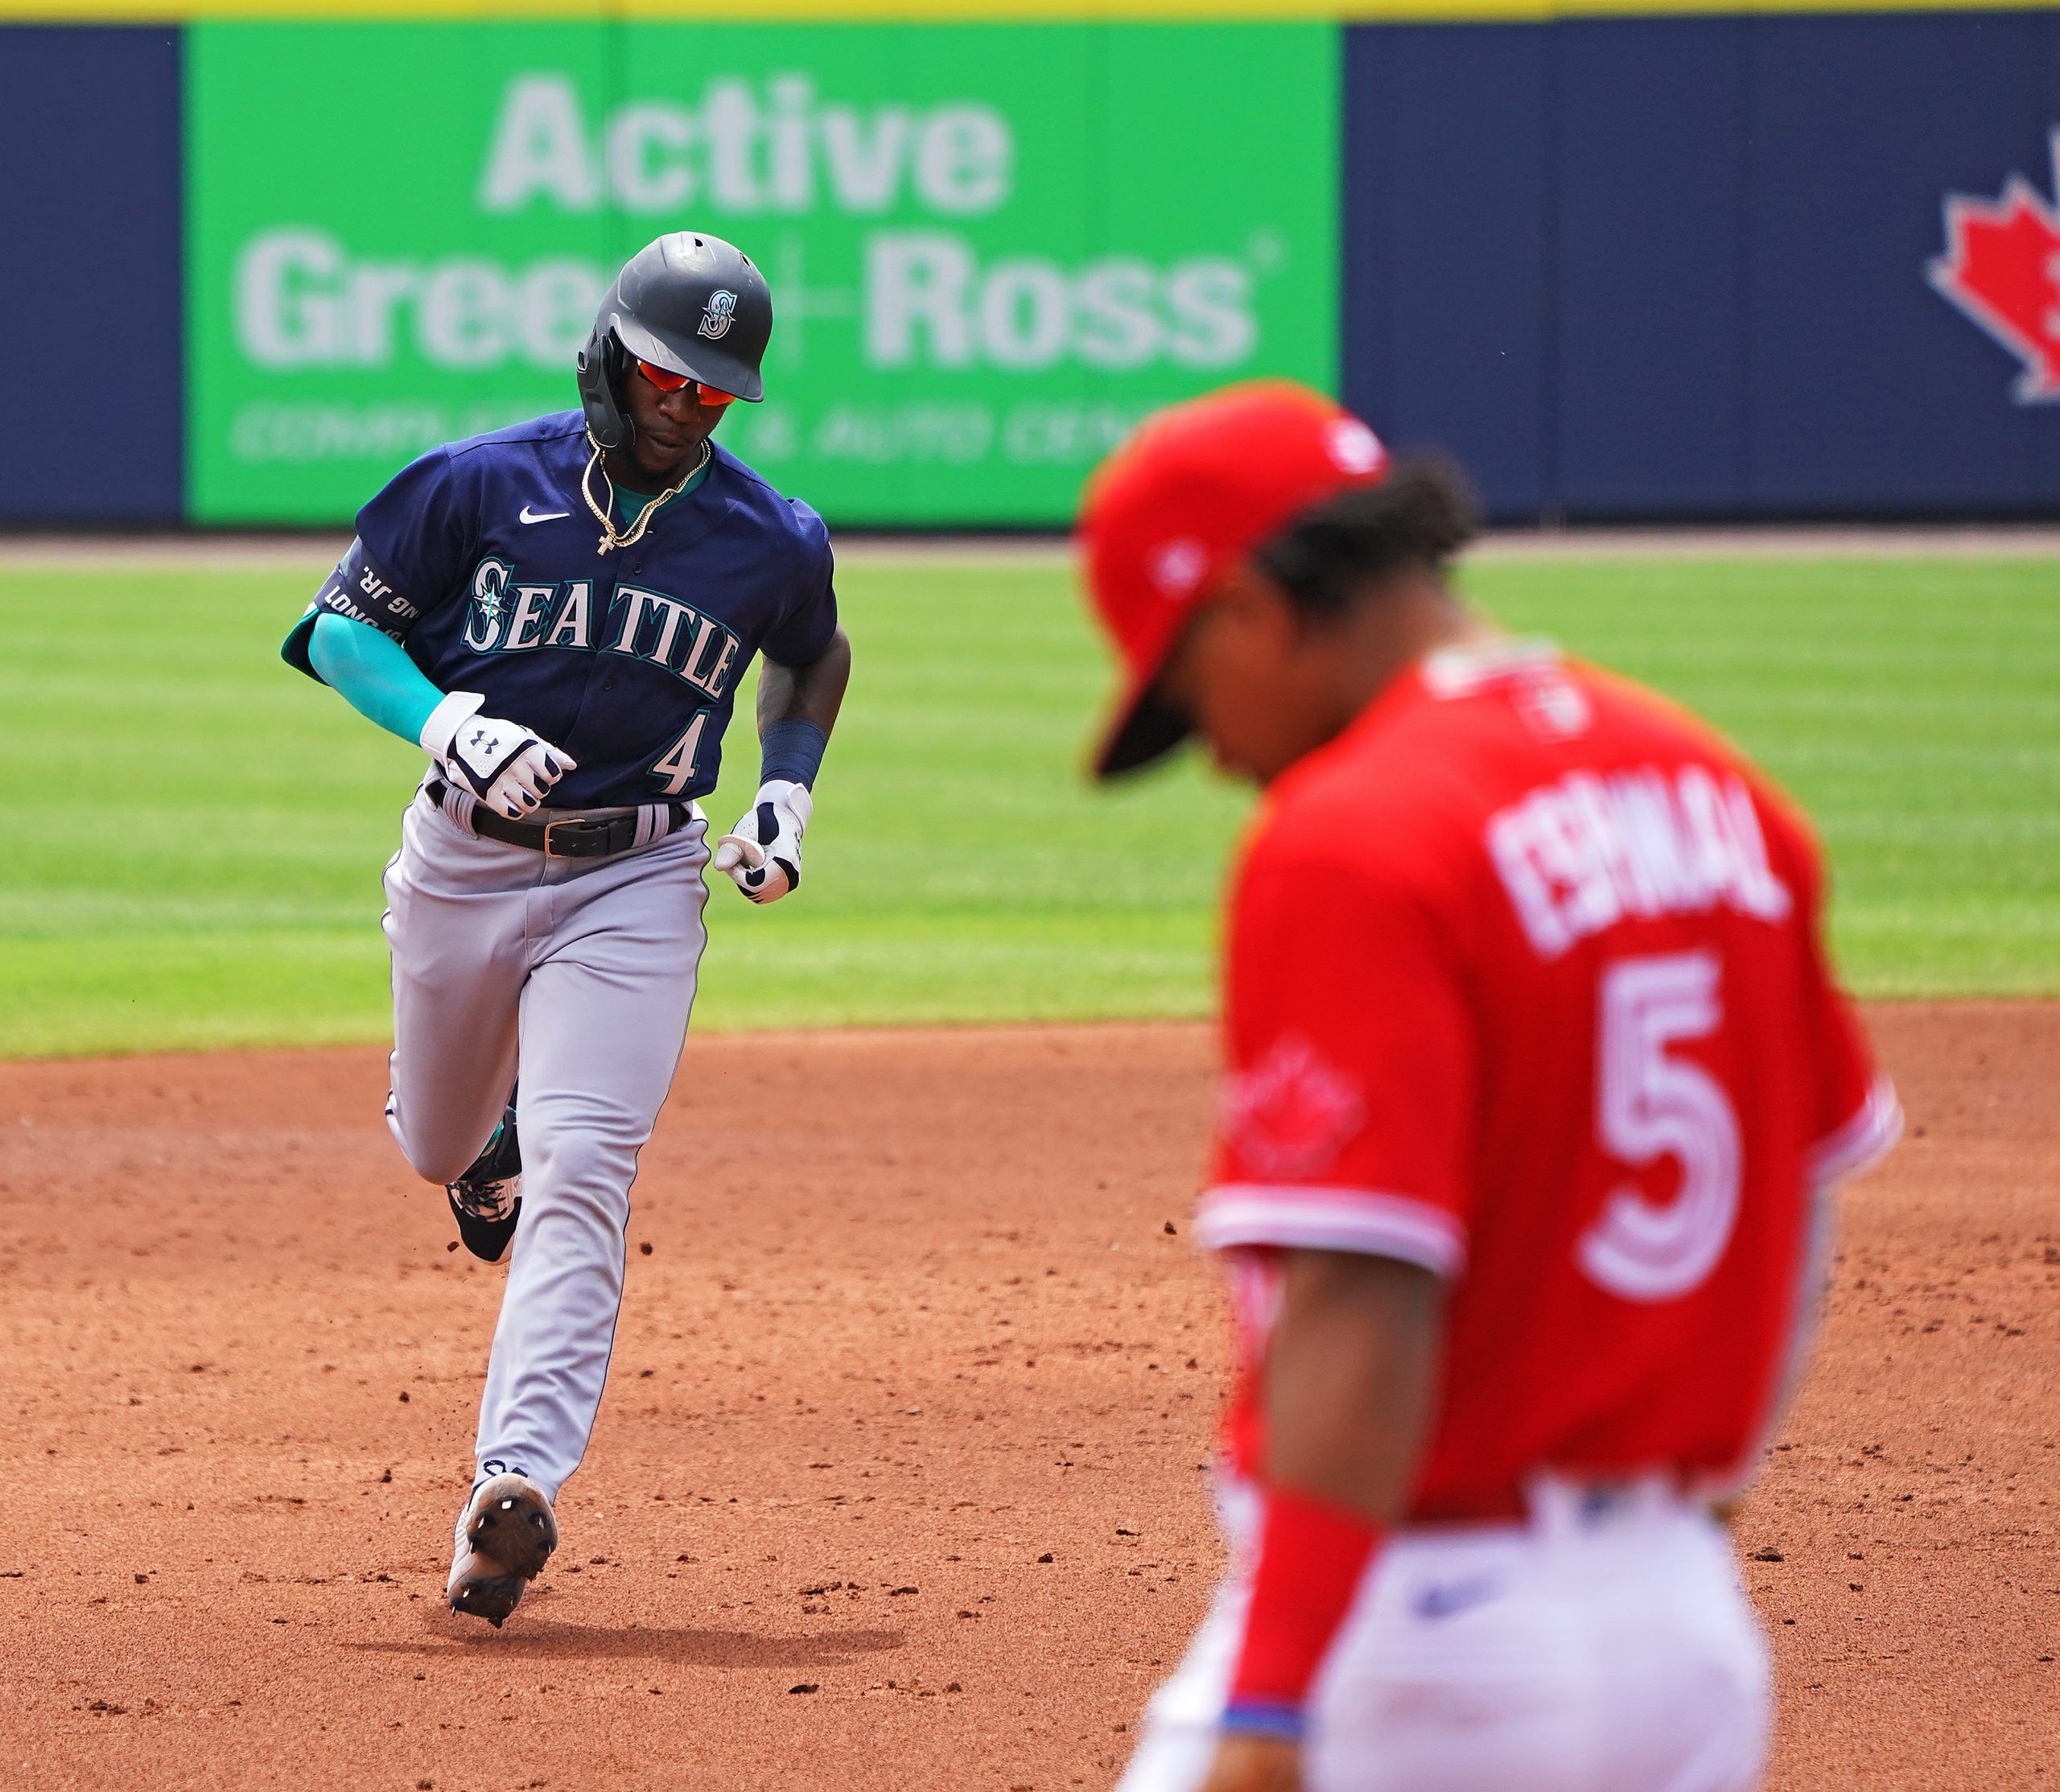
top-left (308, 612), bottom-right (447, 747)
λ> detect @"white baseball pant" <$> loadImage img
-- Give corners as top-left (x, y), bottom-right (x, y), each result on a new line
top-left (1118, 1476), bottom-right (1770, 1792)
top-left (381, 785), bottom-right (710, 1502)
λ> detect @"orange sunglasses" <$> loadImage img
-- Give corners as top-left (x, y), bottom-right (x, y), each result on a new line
top-left (634, 357), bottom-right (734, 406)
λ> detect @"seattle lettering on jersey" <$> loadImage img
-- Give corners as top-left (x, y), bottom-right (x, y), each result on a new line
top-left (282, 414), bottom-right (838, 808)
top-left (1487, 763), bottom-right (1792, 960)
top-left (463, 556), bottom-right (744, 702)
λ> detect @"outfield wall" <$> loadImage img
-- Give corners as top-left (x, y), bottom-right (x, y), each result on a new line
top-left (2, 7), bottom-right (2058, 527)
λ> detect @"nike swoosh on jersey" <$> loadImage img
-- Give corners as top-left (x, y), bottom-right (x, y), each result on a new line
top-left (519, 505), bottom-right (571, 524)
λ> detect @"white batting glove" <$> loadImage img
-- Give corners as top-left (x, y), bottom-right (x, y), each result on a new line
top-left (712, 780), bottom-right (812, 904)
top-left (421, 691), bottom-right (577, 822)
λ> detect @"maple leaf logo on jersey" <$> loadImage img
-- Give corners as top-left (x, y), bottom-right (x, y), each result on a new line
top-left (1221, 1036), bottom-right (1365, 1179)
top-left (1928, 130), bottom-right (2060, 403)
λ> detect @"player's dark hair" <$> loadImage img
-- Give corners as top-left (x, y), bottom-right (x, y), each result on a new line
top-left (1254, 453), bottom-right (1481, 619)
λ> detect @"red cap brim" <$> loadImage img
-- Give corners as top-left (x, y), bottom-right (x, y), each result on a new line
top-left (1092, 665), bottom-right (1195, 781)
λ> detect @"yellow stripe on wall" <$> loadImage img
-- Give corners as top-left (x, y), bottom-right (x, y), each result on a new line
top-left (4, 0), bottom-right (2058, 19)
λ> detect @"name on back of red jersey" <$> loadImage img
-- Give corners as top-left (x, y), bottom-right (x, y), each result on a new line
top-left (1486, 764), bottom-right (1793, 960)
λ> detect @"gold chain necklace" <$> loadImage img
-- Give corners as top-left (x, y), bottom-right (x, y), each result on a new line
top-left (581, 434), bottom-right (710, 555)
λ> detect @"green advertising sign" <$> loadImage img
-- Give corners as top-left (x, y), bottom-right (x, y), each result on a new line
top-left (187, 21), bottom-right (1336, 525)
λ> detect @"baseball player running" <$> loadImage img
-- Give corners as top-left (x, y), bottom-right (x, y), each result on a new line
top-left (1077, 382), bottom-right (1899, 1792)
top-left (280, 232), bottom-right (851, 1627)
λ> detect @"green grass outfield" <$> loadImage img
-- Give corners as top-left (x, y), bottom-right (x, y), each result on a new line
top-left (2, 546), bottom-right (2054, 1059)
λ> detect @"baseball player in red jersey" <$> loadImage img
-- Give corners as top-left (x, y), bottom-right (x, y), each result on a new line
top-left (1076, 382), bottom-right (1901, 1792)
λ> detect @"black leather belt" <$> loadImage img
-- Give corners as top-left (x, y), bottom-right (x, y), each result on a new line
top-left (425, 780), bottom-right (692, 859)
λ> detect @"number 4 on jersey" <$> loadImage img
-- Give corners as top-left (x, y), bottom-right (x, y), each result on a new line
top-left (1580, 950), bottom-right (1744, 1303)
top-left (649, 713), bottom-right (709, 797)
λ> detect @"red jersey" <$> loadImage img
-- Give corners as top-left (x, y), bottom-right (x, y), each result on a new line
top-left (1197, 639), bottom-right (1899, 1521)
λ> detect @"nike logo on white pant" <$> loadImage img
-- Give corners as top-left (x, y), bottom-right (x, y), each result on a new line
top-left (1412, 1573), bottom-right (1504, 1621)
top-left (519, 505), bottom-right (571, 524)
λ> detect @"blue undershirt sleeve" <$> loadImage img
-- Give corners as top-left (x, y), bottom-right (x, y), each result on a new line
top-left (308, 612), bottom-right (447, 748)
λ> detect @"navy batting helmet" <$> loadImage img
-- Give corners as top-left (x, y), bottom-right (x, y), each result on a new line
top-left (576, 233), bottom-right (772, 451)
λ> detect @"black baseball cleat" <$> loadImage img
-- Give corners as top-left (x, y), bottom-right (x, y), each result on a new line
top-left (447, 1472), bottom-right (558, 1627)
top-left (446, 1106), bottom-right (522, 1263)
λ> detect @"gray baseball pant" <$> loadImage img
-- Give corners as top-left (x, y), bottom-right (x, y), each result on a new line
top-left (381, 786), bottom-right (710, 1502)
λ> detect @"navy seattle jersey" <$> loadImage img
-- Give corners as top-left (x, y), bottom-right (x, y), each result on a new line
top-left (282, 410), bottom-right (838, 809)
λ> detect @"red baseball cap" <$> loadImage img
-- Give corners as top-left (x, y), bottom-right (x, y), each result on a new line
top-left (1077, 380), bottom-right (1390, 779)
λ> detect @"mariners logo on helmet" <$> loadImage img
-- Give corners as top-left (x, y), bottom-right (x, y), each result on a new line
top-left (698, 290), bottom-right (740, 341)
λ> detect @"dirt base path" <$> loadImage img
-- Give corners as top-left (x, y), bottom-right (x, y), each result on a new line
top-left (0, 1005), bottom-right (2051, 1792)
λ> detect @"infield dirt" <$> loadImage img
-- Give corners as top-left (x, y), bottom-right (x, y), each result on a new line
top-left (0, 1003), bottom-right (2051, 1791)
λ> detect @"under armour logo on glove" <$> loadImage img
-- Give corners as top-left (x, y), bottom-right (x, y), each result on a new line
top-left (422, 692), bottom-right (578, 822)
top-left (713, 779), bottom-right (812, 904)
